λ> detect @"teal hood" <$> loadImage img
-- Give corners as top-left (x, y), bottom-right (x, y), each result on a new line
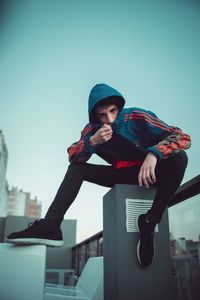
top-left (88, 83), bottom-right (125, 124)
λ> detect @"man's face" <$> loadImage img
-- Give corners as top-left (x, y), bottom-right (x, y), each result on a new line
top-left (96, 104), bottom-right (119, 125)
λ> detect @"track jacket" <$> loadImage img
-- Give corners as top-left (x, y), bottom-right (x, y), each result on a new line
top-left (67, 84), bottom-right (191, 169)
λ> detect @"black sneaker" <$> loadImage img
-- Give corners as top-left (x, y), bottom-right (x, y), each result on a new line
top-left (6, 219), bottom-right (64, 247)
top-left (136, 214), bottom-right (156, 268)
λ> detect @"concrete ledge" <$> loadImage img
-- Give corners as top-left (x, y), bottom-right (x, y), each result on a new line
top-left (0, 243), bottom-right (46, 300)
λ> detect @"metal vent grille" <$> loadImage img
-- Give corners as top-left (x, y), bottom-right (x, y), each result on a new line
top-left (126, 198), bottom-right (158, 232)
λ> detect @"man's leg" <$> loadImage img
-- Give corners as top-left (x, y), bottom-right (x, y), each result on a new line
top-left (136, 150), bottom-right (188, 268)
top-left (45, 162), bottom-right (139, 224)
top-left (147, 150), bottom-right (188, 223)
top-left (6, 162), bottom-right (138, 246)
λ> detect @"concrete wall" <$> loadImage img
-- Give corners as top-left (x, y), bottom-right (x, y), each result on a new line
top-left (103, 184), bottom-right (173, 300)
top-left (46, 219), bottom-right (77, 269)
top-left (4, 215), bottom-right (29, 241)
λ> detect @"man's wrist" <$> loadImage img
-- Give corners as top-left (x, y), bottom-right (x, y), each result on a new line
top-left (147, 151), bottom-right (157, 160)
top-left (89, 136), bottom-right (98, 147)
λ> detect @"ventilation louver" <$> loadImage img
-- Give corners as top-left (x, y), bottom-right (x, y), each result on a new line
top-left (126, 198), bottom-right (159, 232)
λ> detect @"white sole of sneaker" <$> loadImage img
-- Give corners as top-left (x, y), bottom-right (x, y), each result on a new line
top-left (136, 238), bottom-right (143, 267)
top-left (6, 238), bottom-right (64, 247)
top-left (136, 239), bottom-right (155, 269)
top-left (135, 214), bottom-right (144, 267)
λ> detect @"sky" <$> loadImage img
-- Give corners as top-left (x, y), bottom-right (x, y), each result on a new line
top-left (0, 0), bottom-right (199, 243)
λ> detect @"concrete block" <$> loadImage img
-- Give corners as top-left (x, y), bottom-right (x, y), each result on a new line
top-left (0, 243), bottom-right (46, 300)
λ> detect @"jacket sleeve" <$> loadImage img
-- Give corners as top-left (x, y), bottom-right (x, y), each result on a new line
top-left (133, 108), bottom-right (191, 160)
top-left (67, 124), bottom-right (96, 163)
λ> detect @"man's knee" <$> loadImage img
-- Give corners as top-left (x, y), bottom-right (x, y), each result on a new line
top-left (67, 162), bottom-right (85, 175)
top-left (170, 150), bottom-right (188, 171)
top-left (156, 150), bottom-right (188, 184)
top-left (64, 162), bottom-right (90, 183)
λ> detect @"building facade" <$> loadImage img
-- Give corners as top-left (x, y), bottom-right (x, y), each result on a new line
top-left (0, 131), bottom-right (8, 217)
top-left (25, 192), bottom-right (42, 218)
top-left (7, 186), bottom-right (41, 218)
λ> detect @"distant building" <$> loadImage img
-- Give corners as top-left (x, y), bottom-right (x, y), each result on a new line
top-left (7, 187), bottom-right (26, 216)
top-left (25, 192), bottom-right (42, 218)
top-left (7, 186), bottom-right (41, 218)
top-left (171, 255), bottom-right (193, 300)
top-left (170, 237), bottom-right (200, 299)
top-left (0, 131), bottom-right (8, 217)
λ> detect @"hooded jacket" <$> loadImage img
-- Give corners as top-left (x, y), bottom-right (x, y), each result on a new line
top-left (67, 84), bottom-right (191, 169)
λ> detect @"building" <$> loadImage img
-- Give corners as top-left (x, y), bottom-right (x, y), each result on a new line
top-left (7, 187), bottom-right (26, 216)
top-left (25, 192), bottom-right (42, 218)
top-left (7, 186), bottom-right (42, 218)
top-left (0, 131), bottom-right (8, 217)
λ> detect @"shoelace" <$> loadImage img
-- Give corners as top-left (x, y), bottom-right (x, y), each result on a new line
top-left (28, 219), bottom-right (43, 227)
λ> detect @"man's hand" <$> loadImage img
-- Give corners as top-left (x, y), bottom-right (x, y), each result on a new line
top-left (89, 124), bottom-right (113, 146)
top-left (138, 152), bottom-right (157, 188)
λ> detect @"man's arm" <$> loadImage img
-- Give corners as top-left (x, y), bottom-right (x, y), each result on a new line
top-left (67, 124), bottom-right (113, 163)
top-left (131, 108), bottom-right (191, 160)
top-left (130, 108), bottom-right (191, 187)
top-left (67, 124), bottom-right (95, 163)
top-left (148, 127), bottom-right (191, 160)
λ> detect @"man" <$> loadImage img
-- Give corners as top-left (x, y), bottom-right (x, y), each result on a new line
top-left (7, 83), bottom-right (191, 268)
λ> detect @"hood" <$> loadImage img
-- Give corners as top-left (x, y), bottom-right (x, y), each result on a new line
top-left (88, 83), bottom-right (125, 124)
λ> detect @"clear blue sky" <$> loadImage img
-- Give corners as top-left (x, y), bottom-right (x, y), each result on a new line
top-left (0, 0), bottom-right (199, 242)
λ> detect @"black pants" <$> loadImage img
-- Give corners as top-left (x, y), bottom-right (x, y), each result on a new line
top-left (45, 150), bottom-right (188, 225)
